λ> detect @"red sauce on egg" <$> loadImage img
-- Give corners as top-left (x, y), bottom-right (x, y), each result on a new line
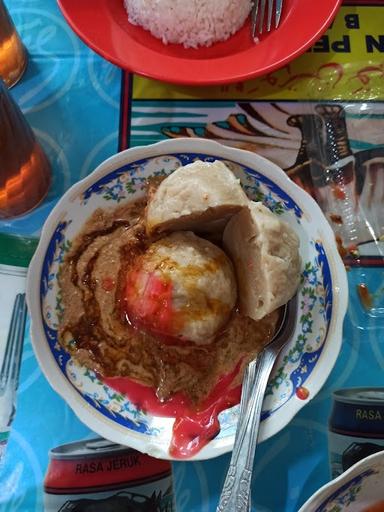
top-left (125, 270), bottom-right (176, 340)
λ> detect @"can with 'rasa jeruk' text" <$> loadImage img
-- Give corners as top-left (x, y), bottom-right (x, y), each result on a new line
top-left (328, 388), bottom-right (384, 479)
top-left (44, 437), bottom-right (175, 512)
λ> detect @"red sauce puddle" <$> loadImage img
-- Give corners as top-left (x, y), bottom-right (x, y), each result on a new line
top-left (104, 362), bottom-right (241, 459)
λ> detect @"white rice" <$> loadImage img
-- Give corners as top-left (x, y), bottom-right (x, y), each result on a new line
top-left (124, 0), bottom-right (252, 48)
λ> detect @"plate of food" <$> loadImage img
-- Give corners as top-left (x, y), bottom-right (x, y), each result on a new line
top-left (27, 138), bottom-right (347, 460)
top-left (299, 450), bottom-right (384, 512)
top-left (57, 0), bottom-right (342, 85)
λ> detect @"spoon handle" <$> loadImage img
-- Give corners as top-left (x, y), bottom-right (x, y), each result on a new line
top-left (217, 349), bottom-right (276, 512)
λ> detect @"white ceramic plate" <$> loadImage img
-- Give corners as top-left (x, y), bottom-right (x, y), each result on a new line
top-left (299, 450), bottom-right (384, 512)
top-left (27, 139), bottom-right (348, 460)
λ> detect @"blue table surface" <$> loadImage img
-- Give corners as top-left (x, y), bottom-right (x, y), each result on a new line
top-left (1, 1), bottom-right (383, 511)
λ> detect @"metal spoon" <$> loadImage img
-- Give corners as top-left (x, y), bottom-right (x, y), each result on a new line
top-left (217, 294), bottom-right (298, 512)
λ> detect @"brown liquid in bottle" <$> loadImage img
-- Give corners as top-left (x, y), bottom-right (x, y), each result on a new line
top-left (0, 80), bottom-right (51, 219)
top-left (0, 1), bottom-right (27, 87)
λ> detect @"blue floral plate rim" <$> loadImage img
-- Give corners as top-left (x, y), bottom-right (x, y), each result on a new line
top-left (26, 138), bottom-right (348, 460)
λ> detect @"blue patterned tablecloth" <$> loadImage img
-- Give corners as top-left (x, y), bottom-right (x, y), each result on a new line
top-left (0, 1), bottom-right (383, 511)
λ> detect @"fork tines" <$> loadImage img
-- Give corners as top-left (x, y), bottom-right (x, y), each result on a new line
top-left (251, 0), bottom-right (283, 38)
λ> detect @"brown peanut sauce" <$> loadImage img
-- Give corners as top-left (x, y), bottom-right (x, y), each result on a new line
top-left (58, 197), bottom-right (279, 404)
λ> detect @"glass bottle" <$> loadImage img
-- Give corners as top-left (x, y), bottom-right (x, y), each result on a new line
top-left (315, 104), bottom-right (360, 250)
top-left (0, 79), bottom-right (51, 219)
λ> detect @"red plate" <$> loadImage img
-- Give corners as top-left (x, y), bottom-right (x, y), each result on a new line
top-left (58, 0), bottom-right (342, 85)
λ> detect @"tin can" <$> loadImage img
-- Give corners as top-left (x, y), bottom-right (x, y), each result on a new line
top-left (44, 438), bottom-right (175, 512)
top-left (329, 388), bottom-right (384, 479)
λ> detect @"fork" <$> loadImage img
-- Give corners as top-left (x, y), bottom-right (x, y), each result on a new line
top-left (216, 294), bottom-right (298, 512)
top-left (0, 293), bottom-right (27, 396)
top-left (251, 0), bottom-right (284, 38)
